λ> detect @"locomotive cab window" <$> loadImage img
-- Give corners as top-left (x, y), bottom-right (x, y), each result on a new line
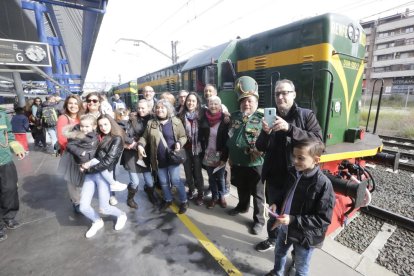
top-left (203, 65), bottom-right (216, 88)
top-left (221, 61), bottom-right (235, 90)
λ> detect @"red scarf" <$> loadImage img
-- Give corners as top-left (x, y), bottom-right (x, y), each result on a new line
top-left (205, 110), bottom-right (222, 127)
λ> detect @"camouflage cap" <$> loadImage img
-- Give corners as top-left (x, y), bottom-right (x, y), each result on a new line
top-left (234, 76), bottom-right (259, 101)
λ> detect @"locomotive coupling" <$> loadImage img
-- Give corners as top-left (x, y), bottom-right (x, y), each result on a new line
top-left (324, 172), bottom-right (368, 210)
top-left (364, 152), bottom-right (400, 172)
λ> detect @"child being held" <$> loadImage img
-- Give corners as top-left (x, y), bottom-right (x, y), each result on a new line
top-left (265, 138), bottom-right (335, 276)
top-left (65, 114), bottom-right (127, 192)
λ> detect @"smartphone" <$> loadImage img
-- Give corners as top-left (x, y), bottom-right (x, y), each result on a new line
top-left (264, 107), bottom-right (277, 126)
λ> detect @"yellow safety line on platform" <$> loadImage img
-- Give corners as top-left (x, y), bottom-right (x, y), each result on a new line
top-left (170, 203), bottom-right (242, 276)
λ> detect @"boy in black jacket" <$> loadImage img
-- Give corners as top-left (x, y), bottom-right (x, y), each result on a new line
top-left (266, 138), bottom-right (335, 276)
top-left (65, 114), bottom-right (127, 192)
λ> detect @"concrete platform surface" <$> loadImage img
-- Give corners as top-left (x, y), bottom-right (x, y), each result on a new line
top-left (0, 146), bottom-right (392, 276)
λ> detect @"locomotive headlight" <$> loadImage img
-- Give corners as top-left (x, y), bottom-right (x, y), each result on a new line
top-left (353, 28), bottom-right (360, 43)
top-left (334, 101), bottom-right (341, 113)
top-left (347, 24), bottom-right (355, 41)
top-left (357, 100), bottom-right (362, 112)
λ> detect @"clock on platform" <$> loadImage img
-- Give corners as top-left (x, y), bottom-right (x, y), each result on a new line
top-left (24, 45), bottom-right (47, 63)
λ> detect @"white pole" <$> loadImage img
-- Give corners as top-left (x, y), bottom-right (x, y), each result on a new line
top-left (405, 87), bottom-right (410, 109)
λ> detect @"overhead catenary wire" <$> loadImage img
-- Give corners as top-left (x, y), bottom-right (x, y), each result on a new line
top-left (360, 1), bottom-right (414, 20)
top-left (169, 0), bottom-right (225, 36)
top-left (144, 0), bottom-right (194, 40)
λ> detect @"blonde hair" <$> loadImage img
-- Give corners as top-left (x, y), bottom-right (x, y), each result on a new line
top-left (80, 114), bottom-right (97, 126)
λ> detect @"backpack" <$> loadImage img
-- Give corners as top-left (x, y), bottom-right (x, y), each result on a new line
top-left (41, 106), bottom-right (58, 127)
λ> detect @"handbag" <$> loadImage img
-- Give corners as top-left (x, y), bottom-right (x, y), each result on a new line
top-left (158, 126), bottom-right (186, 165)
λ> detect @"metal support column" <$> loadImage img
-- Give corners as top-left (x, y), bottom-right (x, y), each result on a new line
top-left (13, 72), bottom-right (26, 108)
top-left (47, 37), bottom-right (64, 87)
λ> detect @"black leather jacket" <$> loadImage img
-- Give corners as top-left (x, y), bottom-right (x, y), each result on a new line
top-left (86, 135), bottom-right (123, 174)
top-left (276, 166), bottom-right (335, 249)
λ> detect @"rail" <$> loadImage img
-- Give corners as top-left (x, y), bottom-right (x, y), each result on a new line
top-left (361, 205), bottom-right (414, 232)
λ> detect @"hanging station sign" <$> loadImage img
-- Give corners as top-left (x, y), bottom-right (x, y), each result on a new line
top-left (0, 38), bottom-right (51, 67)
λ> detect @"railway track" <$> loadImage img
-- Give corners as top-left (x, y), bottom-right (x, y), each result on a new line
top-left (361, 205), bottom-right (414, 232)
top-left (334, 164), bottom-right (414, 275)
top-left (380, 135), bottom-right (414, 151)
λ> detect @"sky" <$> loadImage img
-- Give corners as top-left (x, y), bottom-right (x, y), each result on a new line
top-left (84, 0), bottom-right (414, 88)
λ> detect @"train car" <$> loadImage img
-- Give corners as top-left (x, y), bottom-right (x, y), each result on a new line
top-left (136, 13), bottom-right (384, 234)
top-left (112, 81), bottom-right (139, 111)
top-left (137, 61), bottom-right (186, 96)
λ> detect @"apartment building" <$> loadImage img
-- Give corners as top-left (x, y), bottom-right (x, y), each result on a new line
top-left (362, 9), bottom-right (414, 94)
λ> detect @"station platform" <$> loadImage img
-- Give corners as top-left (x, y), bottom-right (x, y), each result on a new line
top-left (0, 140), bottom-right (396, 275)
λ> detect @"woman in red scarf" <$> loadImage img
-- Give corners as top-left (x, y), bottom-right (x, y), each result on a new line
top-left (199, 96), bottom-right (230, 209)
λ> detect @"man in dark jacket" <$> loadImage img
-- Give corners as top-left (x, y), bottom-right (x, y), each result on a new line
top-left (255, 79), bottom-right (323, 252)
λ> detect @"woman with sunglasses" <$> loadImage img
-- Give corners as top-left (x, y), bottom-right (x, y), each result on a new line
top-left (84, 92), bottom-right (101, 118)
top-left (79, 114), bottom-right (127, 238)
top-left (56, 95), bottom-right (85, 213)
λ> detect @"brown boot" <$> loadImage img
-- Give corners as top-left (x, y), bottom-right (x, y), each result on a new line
top-left (127, 186), bottom-right (138, 209)
top-left (219, 197), bottom-right (227, 208)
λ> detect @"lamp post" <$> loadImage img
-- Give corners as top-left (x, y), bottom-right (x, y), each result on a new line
top-left (115, 38), bottom-right (178, 64)
top-left (405, 87), bottom-right (411, 109)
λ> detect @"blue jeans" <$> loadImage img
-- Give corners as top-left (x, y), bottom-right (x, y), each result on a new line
top-left (273, 229), bottom-right (314, 276)
top-left (128, 171), bottom-right (139, 189)
top-left (206, 166), bottom-right (225, 200)
top-left (80, 173), bottom-right (124, 222)
top-left (90, 159), bottom-right (115, 186)
top-left (157, 165), bottom-right (186, 203)
top-left (128, 171), bottom-right (154, 190)
top-left (142, 171), bottom-right (154, 188)
top-left (45, 127), bottom-right (57, 152)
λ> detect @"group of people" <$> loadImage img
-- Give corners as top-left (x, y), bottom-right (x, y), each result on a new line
top-left (10, 93), bottom-right (64, 156)
top-left (0, 77), bottom-right (336, 276)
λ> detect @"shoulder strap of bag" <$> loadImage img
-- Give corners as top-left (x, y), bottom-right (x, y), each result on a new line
top-left (158, 125), bottom-right (169, 149)
top-left (158, 119), bottom-right (177, 149)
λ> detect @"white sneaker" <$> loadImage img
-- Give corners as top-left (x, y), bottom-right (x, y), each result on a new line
top-left (115, 213), bottom-right (127, 231)
top-left (109, 196), bottom-right (118, 206)
top-left (85, 218), bottom-right (104, 238)
top-left (110, 181), bottom-right (127, 192)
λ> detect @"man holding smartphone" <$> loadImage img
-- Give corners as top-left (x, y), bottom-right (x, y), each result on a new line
top-left (255, 79), bottom-right (323, 252)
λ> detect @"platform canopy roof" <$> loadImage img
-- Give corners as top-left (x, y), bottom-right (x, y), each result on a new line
top-left (0, 0), bottom-right (107, 94)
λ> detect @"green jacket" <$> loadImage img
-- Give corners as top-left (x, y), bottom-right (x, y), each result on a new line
top-left (227, 110), bottom-right (264, 167)
top-left (138, 116), bottom-right (187, 170)
top-left (0, 110), bottom-right (23, 166)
